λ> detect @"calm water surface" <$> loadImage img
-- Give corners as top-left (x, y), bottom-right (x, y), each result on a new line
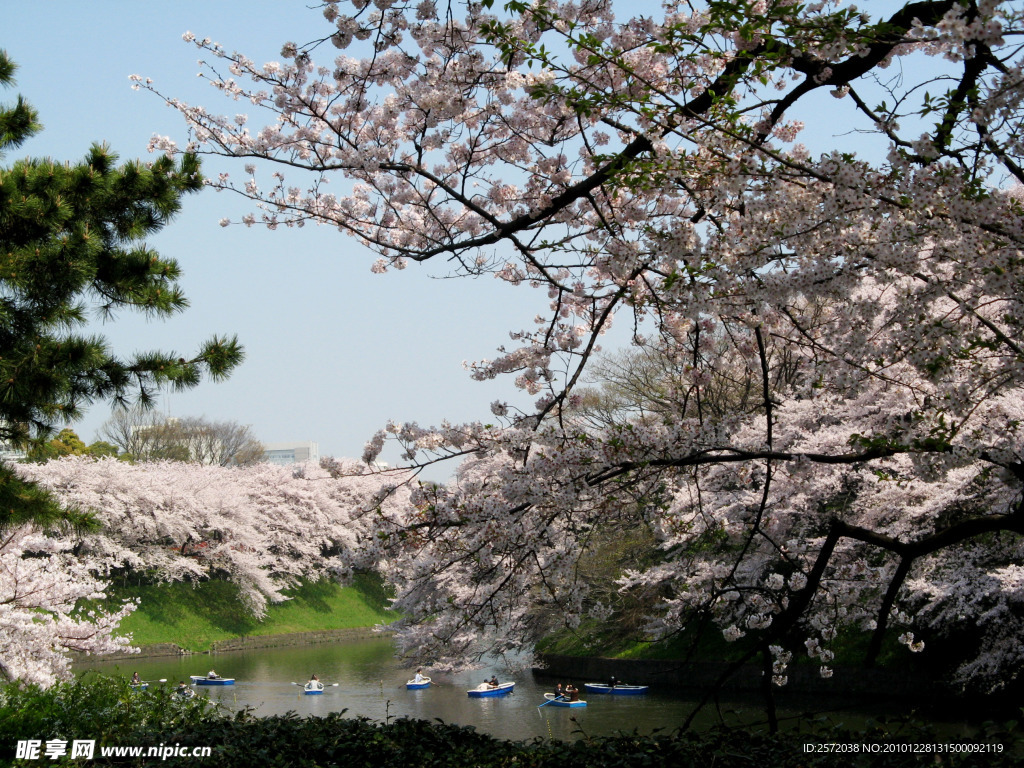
top-left (76, 637), bottom-right (976, 743)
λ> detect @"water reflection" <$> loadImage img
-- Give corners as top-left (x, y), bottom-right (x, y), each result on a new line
top-left (75, 637), bottom-right (973, 743)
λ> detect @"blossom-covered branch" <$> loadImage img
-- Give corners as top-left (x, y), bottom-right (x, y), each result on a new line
top-left (144, 0), bottom-right (1024, 691)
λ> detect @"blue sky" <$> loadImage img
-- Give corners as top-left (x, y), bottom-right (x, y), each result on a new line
top-left (4, 2), bottom-right (540, 473)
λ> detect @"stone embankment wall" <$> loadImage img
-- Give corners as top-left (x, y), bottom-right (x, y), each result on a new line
top-left (90, 627), bottom-right (382, 661)
top-left (208, 627), bottom-right (379, 652)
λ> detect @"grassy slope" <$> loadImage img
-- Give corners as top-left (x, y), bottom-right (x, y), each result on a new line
top-left (535, 621), bottom-right (740, 661)
top-left (112, 574), bottom-right (393, 652)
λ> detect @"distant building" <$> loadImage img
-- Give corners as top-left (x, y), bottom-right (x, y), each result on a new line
top-left (263, 441), bottom-right (319, 465)
top-left (0, 442), bottom-right (26, 462)
top-left (0, 421), bottom-right (26, 462)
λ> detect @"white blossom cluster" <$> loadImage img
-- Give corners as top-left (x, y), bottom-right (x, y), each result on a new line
top-left (11, 457), bottom-right (412, 686)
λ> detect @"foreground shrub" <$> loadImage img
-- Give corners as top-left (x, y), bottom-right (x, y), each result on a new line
top-left (1, 678), bottom-right (1021, 766)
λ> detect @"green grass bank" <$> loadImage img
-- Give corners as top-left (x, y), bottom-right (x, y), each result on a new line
top-left (110, 574), bottom-right (393, 652)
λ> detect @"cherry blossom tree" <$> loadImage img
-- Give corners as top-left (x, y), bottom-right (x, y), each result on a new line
top-left (141, 0), bottom-right (1024, 706)
top-left (19, 457), bottom-right (411, 617)
top-left (0, 523), bottom-right (136, 688)
top-left (6, 455), bottom-right (409, 686)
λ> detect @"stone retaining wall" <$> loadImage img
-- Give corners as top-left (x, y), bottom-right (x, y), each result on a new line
top-left (208, 627), bottom-right (381, 653)
top-left (80, 627), bottom-right (385, 661)
top-left (86, 643), bottom-right (187, 662)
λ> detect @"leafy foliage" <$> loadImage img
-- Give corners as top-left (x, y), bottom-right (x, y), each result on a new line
top-left (0, 49), bottom-right (250, 689)
top-left (23, 428), bottom-right (120, 463)
top-left (1, 676), bottom-right (1021, 766)
top-left (97, 410), bottom-right (265, 466)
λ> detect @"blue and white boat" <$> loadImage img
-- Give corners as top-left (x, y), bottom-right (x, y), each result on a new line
top-left (304, 681), bottom-right (325, 695)
top-left (543, 693), bottom-right (586, 708)
top-left (406, 676), bottom-right (431, 690)
top-left (466, 681), bottom-right (514, 697)
top-left (582, 683), bottom-right (648, 695)
top-left (190, 675), bottom-right (235, 686)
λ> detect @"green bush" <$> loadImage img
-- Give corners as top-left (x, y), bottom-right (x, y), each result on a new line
top-left (2, 677), bottom-right (1021, 767)
top-left (0, 675), bottom-right (216, 765)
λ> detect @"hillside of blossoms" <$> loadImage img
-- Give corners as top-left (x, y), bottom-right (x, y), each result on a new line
top-left (4, 458), bottom-right (409, 686)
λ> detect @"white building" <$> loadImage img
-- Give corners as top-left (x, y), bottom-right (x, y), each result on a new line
top-left (263, 441), bottom-right (320, 465)
top-left (0, 442), bottom-right (26, 462)
top-left (0, 421), bottom-right (27, 461)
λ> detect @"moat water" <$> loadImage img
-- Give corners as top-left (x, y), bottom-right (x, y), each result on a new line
top-left (76, 636), bottom-right (984, 743)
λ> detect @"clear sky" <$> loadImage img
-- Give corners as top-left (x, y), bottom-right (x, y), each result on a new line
top-left (4, 1), bottom-right (543, 475)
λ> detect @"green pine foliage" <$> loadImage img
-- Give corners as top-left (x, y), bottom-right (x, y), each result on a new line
top-left (0, 50), bottom-right (243, 528)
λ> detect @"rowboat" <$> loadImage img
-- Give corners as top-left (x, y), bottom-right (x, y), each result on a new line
top-left (582, 683), bottom-right (649, 695)
top-left (543, 693), bottom-right (586, 708)
top-left (406, 677), bottom-right (431, 690)
top-left (304, 681), bottom-right (325, 695)
top-left (467, 681), bottom-right (514, 697)
top-left (190, 675), bottom-right (235, 686)
top-left (174, 687), bottom-right (196, 701)
top-left (129, 683), bottom-right (148, 691)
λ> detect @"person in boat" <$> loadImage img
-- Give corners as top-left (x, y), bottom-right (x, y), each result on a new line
top-left (488, 675), bottom-right (499, 688)
top-left (310, 674), bottom-right (320, 682)
top-left (608, 675), bottom-right (618, 688)
top-left (175, 681), bottom-right (190, 696)
top-left (130, 672), bottom-right (141, 685)
top-left (207, 669), bottom-right (219, 680)
top-left (565, 683), bottom-right (579, 702)
top-left (553, 683), bottom-right (563, 699)
top-left (413, 669), bottom-right (426, 684)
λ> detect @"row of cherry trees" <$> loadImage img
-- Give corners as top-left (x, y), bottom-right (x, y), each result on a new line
top-left (135, 0), bottom-right (1024, 706)
top-left (5, 457), bottom-right (409, 686)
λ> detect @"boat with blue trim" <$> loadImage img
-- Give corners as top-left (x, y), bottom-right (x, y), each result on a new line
top-left (190, 675), bottom-right (235, 686)
top-left (466, 681), bottom-right (514, 697)
top-left (542, 693), bottom-right (586, 708)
